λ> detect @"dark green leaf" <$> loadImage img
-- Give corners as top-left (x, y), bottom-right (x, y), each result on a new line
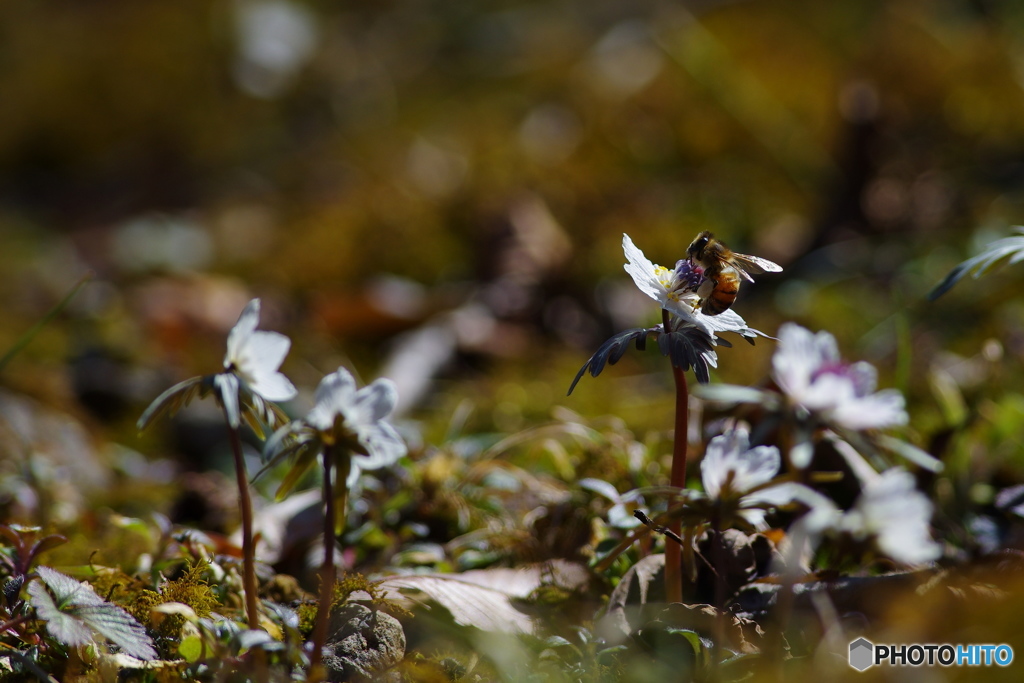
top-left (568, 327), bottom-right (658, 395)
top-left (928, 228), bottom-right (1024, 300)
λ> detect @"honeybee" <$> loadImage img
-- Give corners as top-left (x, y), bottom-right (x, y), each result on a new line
top-left (686, 231), bottom-right (782, 315)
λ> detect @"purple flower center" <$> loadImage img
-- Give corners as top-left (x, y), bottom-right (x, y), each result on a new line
top-left (673, 259), bottom-right (706, 292)
top-left (810, 361), bottom-right (850, 382)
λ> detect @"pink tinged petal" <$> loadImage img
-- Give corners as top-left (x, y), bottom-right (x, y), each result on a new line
top-left (214, 373), bottom-right (242, 429)
top-left (225, 299), bottom-right (261, 368)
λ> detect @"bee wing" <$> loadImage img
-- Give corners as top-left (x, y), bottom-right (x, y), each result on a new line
top-left (731, 253), bottom-right (783, 281)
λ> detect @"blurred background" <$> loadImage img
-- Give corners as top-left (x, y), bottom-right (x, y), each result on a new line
top-left (3, 0), bottom-right (1024, 525)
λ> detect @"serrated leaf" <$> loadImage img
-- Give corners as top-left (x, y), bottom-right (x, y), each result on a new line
top-left (72, 604), bottom-right (157, 660)
top-left (28, 579), bottom-right (94, 647)
top-left (36, 566), bottom-right (102, 607)
top-left (29, 567), bottom-right (156, 660)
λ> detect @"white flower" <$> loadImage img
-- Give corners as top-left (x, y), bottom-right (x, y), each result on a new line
top-left (839, 468), bottom-right (941, 564)
top-left (224, 299), bottom-right (298, 402)
top-left (217, 299), bottom-right (297, 428)
top-left (622, 234), bottom-right (758, 340)
top-left (263, 367), bottom-right (407, 494)
top-left (138, 298), bottom-right (297, 433)
top-left (305, 367), bottom-right (406, 473)
top-left (700, 428), bottom-right (810, 530)
top-left (772, 323), bottom-right (907, 433)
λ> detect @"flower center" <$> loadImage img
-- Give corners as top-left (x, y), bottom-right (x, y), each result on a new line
top-left (671, 259), bottom-right (706, 294)
top-left (810, 361), bottom-right (851, 383)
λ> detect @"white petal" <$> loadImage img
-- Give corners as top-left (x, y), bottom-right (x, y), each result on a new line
top-left (622, 234), bottom-right (670, 303)
top-left (831, 389), bottom-right (908, 430)
top-left (799, 372), bottom-right (853, 413)
top-left (771, 323), bottom-right (818, 397)
top-left (700, 428), bottom-right (750, 498)
top-left (245, 330), bottom-right (291, 374)
top-left (307, 368), bottom-right (357, 430)
top-left (225, 299), bottom-right (261, 367)
top-left (346, 461), bottom-right (363, 489)
top-left (353, 379), bottom-right (398, 423)
top-left (847, 361), bottom-right (878, 396)
top-left (241, 331), bottom-right (297, 400)
top-left (251, 371), bottom-right (298, 402)
top-left (734, 445), bottom-right (782, 492)
top-left (353, 422), bottom-right (407, 470)
top-left (853, 468), bottom-right (940, 563)
top-left (214, 373), bottom-right (241, 429)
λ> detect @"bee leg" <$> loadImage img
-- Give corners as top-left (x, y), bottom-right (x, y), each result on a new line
top-left (695, 278), bottom-right (716, 308)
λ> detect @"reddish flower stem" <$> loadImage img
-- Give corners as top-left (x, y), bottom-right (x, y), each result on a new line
top-left (226, 423), bottom-right (261, 630)
top-left (664, 310), bottom-right (688, 604)
top-left (309, 447), bottom-right (350, 681)
top-left (309, 448), bottom-right (336, 679)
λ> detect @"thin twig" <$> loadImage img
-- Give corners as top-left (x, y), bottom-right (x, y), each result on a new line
top-left (633, 510), bottom-right (685, 547)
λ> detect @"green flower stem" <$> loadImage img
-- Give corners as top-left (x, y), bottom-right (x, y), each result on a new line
top-left (226, 422), bottom-right (261, 631)
top-left (310, 446), bottom-right (350, 678)
top-left (665, 310), bottom-right (687, 604)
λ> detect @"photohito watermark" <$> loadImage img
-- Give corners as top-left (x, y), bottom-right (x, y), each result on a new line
top-left (849, 637), bottom-right (1014, 671)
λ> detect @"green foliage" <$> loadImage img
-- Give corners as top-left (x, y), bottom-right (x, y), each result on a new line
top-left (128, 561), bottom-right (220, 658)
top-left (28, 566), bottom-right (157, 660)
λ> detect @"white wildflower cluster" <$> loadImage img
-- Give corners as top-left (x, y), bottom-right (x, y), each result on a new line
top-left (604, 234), bottom-right (942, 566)
top-left (140, 298), bottom-right (407, 496)
top-left (698, 427), bottom-right (941, 565)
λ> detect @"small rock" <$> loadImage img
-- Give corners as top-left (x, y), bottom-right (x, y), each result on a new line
top-left (322, 603), bottom-right (405, 682)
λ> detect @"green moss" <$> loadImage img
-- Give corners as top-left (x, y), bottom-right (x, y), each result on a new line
top-left (127, 561), bottom-right (220, 658)
top-left (294, 571), bottom-right (413, 639)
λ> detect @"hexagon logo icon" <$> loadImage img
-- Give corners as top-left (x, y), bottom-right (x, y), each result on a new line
top-left (849, 637), bottom-right (874, 671)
